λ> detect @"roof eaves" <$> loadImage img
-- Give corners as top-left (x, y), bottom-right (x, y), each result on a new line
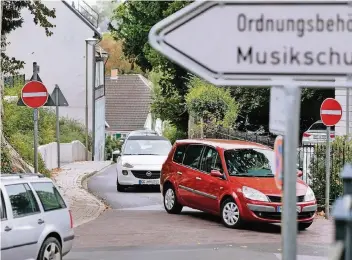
top-left (61, 0), bottom-right (102, 39)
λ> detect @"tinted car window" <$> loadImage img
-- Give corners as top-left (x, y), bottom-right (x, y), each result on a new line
top-left (224, 149), bottom-right (274, 177)
top-left (182, 145), bottom-right (204, 169)
top-left (1, 189), bottom-right (6, 220)
top-left (309, 123), bottom-right (335, 131)
top-left (173, 144), bottom-right (188, 164)
top-left (6, 183), bottom-right (40, 218)
top-left (200, 146), bottom-right (223, 173)
top-left (31, 182), bottom-right (66, 212)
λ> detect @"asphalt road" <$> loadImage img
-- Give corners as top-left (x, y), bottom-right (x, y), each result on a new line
top-left (87, 164), bottom-right (164, 209)
top-left (65, 164), bottom-right (333, 260)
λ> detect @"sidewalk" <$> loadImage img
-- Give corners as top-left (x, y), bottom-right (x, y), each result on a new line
top-left (53, 161), bottom-right (112, 228)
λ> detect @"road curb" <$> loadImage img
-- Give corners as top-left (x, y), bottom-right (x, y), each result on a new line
top-left (73, 163), bottom-right (112, 228)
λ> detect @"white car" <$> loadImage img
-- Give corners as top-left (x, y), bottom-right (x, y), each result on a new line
top-left (302, 120), bottom-right (335, 145)
top-left (116, 132), bottom-right (172, 192)
top-left (1, 173), bottom-right (74, 260)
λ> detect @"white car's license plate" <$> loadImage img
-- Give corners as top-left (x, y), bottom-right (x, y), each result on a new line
top-left (277, 206), bottom-right (301, 213)
top-left (139, 179), bottom-right (159, 185)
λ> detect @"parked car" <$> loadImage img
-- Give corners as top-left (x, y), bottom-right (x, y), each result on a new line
top-left (302, 120), bottom-right (335, 145)
top-left (160, 139), bottom-right (317, 230)
top-left (116, 131), bottom-right (172, 192)
top-left (1, 173), bottom-right (74, 260)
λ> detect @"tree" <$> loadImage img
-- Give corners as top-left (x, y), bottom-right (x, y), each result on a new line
top-left (99, 33), bottom-right (142, 75)
top-left (185, 76), bottom-right (238, 136)
top-left (109, 1), bottom-right (192, 132)
top-left (1, 0), bottom-right (56, 75)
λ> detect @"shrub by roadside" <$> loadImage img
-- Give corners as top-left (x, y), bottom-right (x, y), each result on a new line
top-left (162, 122), bottom-right (187, 144)
top-left (3, 89), bottom-right (92, 176)
top-left (309, 136), bottom-right (351, 206)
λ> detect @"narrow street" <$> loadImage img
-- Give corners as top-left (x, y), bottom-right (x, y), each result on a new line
top-left (64, 165), bottom-right (334, 260)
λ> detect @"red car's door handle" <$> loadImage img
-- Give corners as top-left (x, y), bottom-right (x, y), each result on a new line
top-left (177, 171), bottom-right (182, 175)
top-left (195, 177), bottom-right (202, 181)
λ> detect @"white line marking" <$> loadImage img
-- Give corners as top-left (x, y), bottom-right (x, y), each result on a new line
top-left (274, 253), bottom-right (327, 260)
top-left (321, 110), bottom-right (342, 115)
top-left (22, 92), bottom-right (47, 97)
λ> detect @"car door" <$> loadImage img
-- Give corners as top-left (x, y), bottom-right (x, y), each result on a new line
top-left (3, 183), bottom-right (45, 259)
top-left (195, 146), bottom-right (226, 213)
top-left (1, 188), bottom-right (14, 260)
top-left (177, 144), bottom-right (204, 207)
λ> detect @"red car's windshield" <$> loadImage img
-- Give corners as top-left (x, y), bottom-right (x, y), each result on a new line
top-left (224, 148), bottom-right (274, 177)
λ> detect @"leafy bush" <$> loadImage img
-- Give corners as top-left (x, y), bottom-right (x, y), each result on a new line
top-left (162, 122), bottom-right (186, 144)
top-left (3, 98), bottom-right (91, 175)
top-left (309, 136), bottom-right (351, 205)
top-left (105, 136), bottom-right (122, 161)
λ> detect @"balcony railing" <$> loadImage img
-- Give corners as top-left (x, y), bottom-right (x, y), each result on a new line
top-left (76, 0), bottom-right (99, 28)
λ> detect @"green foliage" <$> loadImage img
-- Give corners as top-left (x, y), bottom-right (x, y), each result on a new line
top-left (162, 122), bottom-right (186, 144)
top-left (186, 77), bottom-right (238, 128)
top-left (3, 101), bottom-right (91, 175)
top-left (1, 144), bottom-right (13, 173)
top-left (110, 1), bottom-right (191, 132)
top-left (105, 136), bottom-right (122, 162)
top-left (309, 136), bottom-right (350, 205)
top-left (2, 0), bottom-right (56, 74)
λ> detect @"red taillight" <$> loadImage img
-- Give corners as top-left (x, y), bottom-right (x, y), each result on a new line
top-left (303, 132), bottom-right (311, 137)
top-left (69, 210), bottom-right (73, 229)
top-left (330, 134), bottom-right (335, 138)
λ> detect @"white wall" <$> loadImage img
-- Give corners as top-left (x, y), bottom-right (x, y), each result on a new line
top-left (94, 96), bottom-right (106, 161)
top-left (144, 113), bottom-right (163, 135)
top-left (39, 140), bottom-right (92, 170)
top-left (335, 88), bottom-right (352, 136)
top-left (5, 1), bottom-right (97, 131)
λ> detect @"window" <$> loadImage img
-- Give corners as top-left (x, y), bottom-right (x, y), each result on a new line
top-left (200, 146), bottom-right (223, 173)
top-left (31, 182), bottom-right (66, 212)
top-left (182, 145), bottom-right (204, 169)
top-left (173, 144), bottom-right (188, 164)
top-left (1, 189), bottom-right (7, 220)
top-left (309, 122), bottom-right (335, 131)
top-left (6, 184), bottom-right (40, 218)
top-left (224, 149), bottom-right (274, 177)
top-left (123, 139), bottom-right (172, 156)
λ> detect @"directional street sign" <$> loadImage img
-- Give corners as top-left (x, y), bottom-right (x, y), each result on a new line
top-left (274, 135), bottom-right (284, 190)
top-left (21, 81), bottom-right (48, 108)
top-left (320, 98), bottom-right (343, 126)
top-left (149, 1), bottom-right (352, 86)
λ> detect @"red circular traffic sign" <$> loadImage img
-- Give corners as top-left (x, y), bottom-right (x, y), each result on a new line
top-left (320, 98), bottom-right (342, 126)
top-left (21, 81), bottom-right (48, 108)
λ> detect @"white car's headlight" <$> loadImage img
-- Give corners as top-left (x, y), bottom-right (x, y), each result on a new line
top-left (122, 162), bottom-right (134, 168)
top-left (304, 186), bottom-right (316, 202)
top-left (242, 186), bottom-right (269, 202)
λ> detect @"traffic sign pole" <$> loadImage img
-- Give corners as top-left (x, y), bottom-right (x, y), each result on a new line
top-left (325, 126), bottom-right (331, 219)
top-left (282, 85), bottom-right (301, 260)
top-left (33, 62), bottom-right (39, 173)
top-left (320, 98), bottom-right (342, 219)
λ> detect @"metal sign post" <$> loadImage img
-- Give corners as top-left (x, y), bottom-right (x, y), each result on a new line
top-left (50, 84), bottom-right (69, 169)
top-left (32, 63), bottom-right (39, 173)
top-left (326, 126), bottom-right (331, 219)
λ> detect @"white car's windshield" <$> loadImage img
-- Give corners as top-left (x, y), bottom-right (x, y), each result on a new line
top-left (224, 148), bottom-right (275, 177)
top-left (123, 139), bottom-right (172, 156)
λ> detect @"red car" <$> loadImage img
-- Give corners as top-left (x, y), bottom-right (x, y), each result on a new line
top-left (160, 139), bottom-right (317, 230)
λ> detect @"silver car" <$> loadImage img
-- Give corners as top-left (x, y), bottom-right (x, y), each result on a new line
top-left (1, 174), bottom-right (74, 260)
top-left (302, 120), bottom-right (335, 145)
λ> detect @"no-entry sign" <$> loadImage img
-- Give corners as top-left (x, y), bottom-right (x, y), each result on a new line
top-left (21, 81), bottom-right (48, 108)
top-left (320, 98), bottom-right (342, 126)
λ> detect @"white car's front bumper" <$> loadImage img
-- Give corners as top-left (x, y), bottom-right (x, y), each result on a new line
top-left (118, 169), bottom-right (161, 186)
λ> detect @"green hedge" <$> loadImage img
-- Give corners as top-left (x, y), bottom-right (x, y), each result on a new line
top-left (162, 122), bottom-right (186, 144)
top-left (309, 136), bottom-right (351, 205)
top-left (3, 95), bottom-right (91, 175)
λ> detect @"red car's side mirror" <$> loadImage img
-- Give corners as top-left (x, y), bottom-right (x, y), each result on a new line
top-left (297, 170), bottom-right (303, 178)
top-left (210, 170), bottom-right (223, 178)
